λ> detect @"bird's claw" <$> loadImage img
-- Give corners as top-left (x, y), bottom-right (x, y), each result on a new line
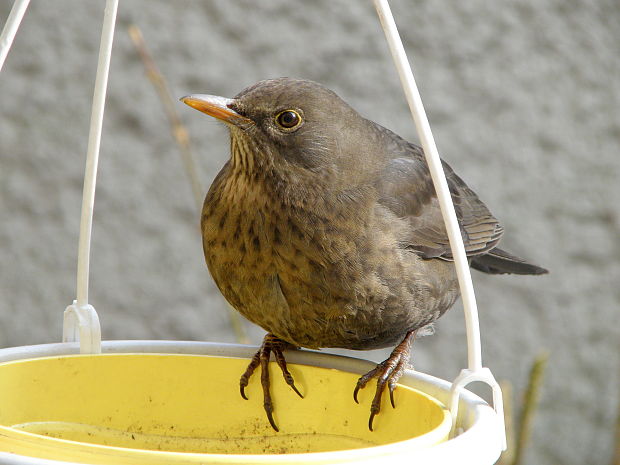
top-left (239, 350), bottom-right (261, 400)
top-left (368, 412), bottom-right (377, 432)
top-left (264, 401), bottom-right (279, 432)
top-left (273, 344), bottom-right (304, 399)
top-left (354, 330), bottom-right (416, 431)
top-left (290, 383), bottom-right (304, 398)
top-left (353, 362), bottom-right (382, 404)
top-left (239, 333), bottom-right (301, 432)
top-left (388, 380), bottom-right (397, 408)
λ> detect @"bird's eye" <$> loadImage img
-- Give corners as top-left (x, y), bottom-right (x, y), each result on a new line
top-left (275, 110), bottom-right (302, 130)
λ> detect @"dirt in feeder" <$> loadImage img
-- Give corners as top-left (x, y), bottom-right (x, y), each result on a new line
top-left (12, 420), bottom-right (376, 454)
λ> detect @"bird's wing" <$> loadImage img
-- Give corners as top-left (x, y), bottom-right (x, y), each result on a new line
top-left (375, 130), bottom-right (503, 260)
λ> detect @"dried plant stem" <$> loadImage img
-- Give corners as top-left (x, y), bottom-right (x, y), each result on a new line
top-left (612, 396), bottom-right (620, 465)
top-left (127, 24), bottom-right (203, 209)
top-left (128, 24), bottom-right (248, 344)
top-left (513, 351), bottom-right (549, 465)
top-left (497, 380), bottom-right (515, 465)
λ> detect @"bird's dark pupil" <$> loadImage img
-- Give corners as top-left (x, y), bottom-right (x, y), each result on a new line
top-left (279, 111), bottom-right (299, 128)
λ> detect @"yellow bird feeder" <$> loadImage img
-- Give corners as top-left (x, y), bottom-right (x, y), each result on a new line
top-left (0, 1), bottom-right (506, 464)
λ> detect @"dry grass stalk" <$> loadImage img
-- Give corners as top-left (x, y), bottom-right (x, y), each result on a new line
top-left (512, 351), bottom-right (549, 465)
top-left (128, 24), bottom-right (249, 344)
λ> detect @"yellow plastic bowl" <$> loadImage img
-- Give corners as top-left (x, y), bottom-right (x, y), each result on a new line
top-left (0, 353), bottom-right (450, 464)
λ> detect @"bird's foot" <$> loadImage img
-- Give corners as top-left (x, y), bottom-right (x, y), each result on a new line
top-left (239, 333), bottom-right (303, 432)
top-left (353, 330), bottom-right (416, 431)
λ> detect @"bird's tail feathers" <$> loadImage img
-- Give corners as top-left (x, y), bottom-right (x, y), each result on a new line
top-left (470, 247), bottom-right (548, 275)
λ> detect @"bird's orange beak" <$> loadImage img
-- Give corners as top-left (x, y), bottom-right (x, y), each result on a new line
top-left (181, 94), bottom-right (253, 127)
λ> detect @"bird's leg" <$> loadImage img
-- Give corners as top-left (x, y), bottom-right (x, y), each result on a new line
top-left (239, 333), bottom-right (303, 432)
top-left (353, 329), bottom-right (416, 431)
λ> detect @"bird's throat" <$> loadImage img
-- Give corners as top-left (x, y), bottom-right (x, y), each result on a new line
top-left (229, 131), bottom-right (265, 175)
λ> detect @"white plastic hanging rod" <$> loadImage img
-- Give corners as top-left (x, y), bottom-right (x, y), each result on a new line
top-left (373, 1), bottom-right (506, 449)
top-left (373, 0), bottom-right (482, 371)
top-left (76, 0), bottom-right (119, 307)
top-left (0, 0), bottom-right (30, 73)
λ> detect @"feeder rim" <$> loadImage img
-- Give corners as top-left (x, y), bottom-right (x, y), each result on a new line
top-left (0, 340), bottom-right (502, 465)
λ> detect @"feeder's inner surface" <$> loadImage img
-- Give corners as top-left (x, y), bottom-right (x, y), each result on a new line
top-left (0, 354), bottom-right (449, 460)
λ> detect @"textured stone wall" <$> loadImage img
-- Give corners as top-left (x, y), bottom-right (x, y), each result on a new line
top-left (0, 1), bottom-right (618, 464)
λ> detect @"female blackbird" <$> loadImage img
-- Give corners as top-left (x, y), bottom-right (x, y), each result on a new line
top-left (182, 78), bottom-right (547, 432)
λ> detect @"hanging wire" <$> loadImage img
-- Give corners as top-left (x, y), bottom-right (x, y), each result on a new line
top-left (0, 0), bottom-right (30, 73)
top-left (373, 0), bottom-right (506, 449)
top-left (76, 0), bottom-right (119, 307)
top-left (373, 0), bottom-right (481, 371)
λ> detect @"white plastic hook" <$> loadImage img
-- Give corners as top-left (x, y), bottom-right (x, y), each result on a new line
top-left (449, 367), bottom-right (506, 449)
top-left (63, 301), bottom-right (101, 354)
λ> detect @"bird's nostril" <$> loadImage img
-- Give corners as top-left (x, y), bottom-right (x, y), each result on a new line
top-left (227, 103), bottom-right (246, 117)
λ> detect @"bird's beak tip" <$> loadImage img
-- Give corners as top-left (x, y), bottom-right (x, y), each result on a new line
top-left (180, 94), bottom-right (251, 127)
top-left (180, 94), bottom-right (215, 111)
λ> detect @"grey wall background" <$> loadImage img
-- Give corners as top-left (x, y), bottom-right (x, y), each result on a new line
top-left (1, 1), bottom-right (618, 464)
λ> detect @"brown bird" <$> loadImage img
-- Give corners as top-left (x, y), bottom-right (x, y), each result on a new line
top-left (181, 78), bottom-right (547, 432)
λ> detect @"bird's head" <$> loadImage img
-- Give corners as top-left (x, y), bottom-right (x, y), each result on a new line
top-left (182, 78), bottom-right (375, 184)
